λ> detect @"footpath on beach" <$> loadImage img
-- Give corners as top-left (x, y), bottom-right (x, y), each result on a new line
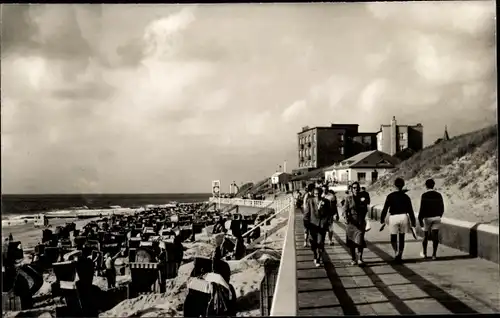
top-left (275, 208), bottom-right (499, 316)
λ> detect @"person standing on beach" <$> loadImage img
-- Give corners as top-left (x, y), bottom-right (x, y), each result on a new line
top-left (158, 247), bottom-right (167, 293)
top-left (418, 179), bottom-right (445, 260)
top-left (303, 187), bottom-right (330, 267)
top-left (302, 183), bottom-right (315, 247)
top-left (380, 178), bottom-right (416, 263)
top-left (344, 182), bottom-right (370, 266)
top-left (103, 249), bottom-right (122, 289)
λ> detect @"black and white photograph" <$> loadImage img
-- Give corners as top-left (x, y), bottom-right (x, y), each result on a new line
top-left (1, 1), bottom-right (498, 317)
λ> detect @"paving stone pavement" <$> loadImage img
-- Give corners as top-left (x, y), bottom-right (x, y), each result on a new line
top-left (294, 210), bottom-right (500, 316)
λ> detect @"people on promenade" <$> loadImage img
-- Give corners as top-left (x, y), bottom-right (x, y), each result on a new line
top-left (303, 187), bottom-right (330, 267)
top-left (418, 179), bottom-right (445, 260)
top-left (380, 178), bottom-right (417, 263)
top-left (294, 190), bottom-right (303, 209)
top-left (302, 183), bottom-right (316, 247)
top-left (343, 182), bottom-right (370, 266)
top-left (323, 188), bottom-right (339, 246)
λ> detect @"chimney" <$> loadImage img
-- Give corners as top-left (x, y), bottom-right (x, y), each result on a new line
top-left (284, 160), bottom-right (287, 173)
top-left (390, 116), bottom-right (397, 155)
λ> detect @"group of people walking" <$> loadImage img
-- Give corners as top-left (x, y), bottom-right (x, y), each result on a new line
top-left (294, 177), bottom-right (445, 267)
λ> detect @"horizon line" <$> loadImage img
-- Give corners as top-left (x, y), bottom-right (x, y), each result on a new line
top-left (1, 192), bottom-right (213, 196)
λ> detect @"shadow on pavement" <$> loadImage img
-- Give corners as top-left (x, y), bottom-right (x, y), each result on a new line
top-left (322, 252), bottom-right (360, 315)
top-left (335, 223), bottom-right (480, 314)
top-left (366, 254), bottom-right (476, 265)
top-left (330, 231), bottom-right (416, 315)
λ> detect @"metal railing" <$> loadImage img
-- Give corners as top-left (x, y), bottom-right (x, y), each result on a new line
top-left (242, 196), bottom-right (292, 244)
top-left (270, 197), bottom-right (297, 316)
top-left (209, 197), bottom-right (274, 208)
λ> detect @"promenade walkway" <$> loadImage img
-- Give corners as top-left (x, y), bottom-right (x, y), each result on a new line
top-left (294, 210), bottom-right (499, 316)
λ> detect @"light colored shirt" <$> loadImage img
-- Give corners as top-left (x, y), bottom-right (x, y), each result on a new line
top-left (105, 257), bottom-right (113, 269)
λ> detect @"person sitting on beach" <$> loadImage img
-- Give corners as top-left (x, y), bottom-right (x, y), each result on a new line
top-left (418, 179), bottom-right (445, 260)
top-left (212, 218), bottom-right (226, 235)
top-left (230, 215), bottom-right (242, 239)
top-left (380, 178), bottom-right (416, 263)
top-left (212, 233), bottom-right (226, 261)
top-left (344, 182), bottom-right (370, 266)
top-left (232, 236), bottom-right (246, 261)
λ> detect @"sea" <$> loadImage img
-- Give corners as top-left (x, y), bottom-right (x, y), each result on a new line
top-left (1, 193), bottom-right (211, 220)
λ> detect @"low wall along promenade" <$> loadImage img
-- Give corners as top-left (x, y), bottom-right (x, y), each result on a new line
top-left (369, 204), bottom-right (499, 264)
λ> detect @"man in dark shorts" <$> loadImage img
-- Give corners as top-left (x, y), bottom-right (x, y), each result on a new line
top-left (418, 179), bottom-right (445, 260)
top-left (302, 183), bottom-right (315, 247)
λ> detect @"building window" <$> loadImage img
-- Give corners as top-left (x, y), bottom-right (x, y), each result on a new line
top-left (399, 145), bottom-right (405, 151)
top-left (340, 147), bottom-right (344, 155)
top-left (399, 133), bottom-right (405, 140)
top-left (313, 160), bottom-right (317, 167)
top-left (312, 133), bottom-right (316, 142)
top-left (340, 134), bottom-right (344, 141)
top-left (357, 172), bottom-right (366, 183)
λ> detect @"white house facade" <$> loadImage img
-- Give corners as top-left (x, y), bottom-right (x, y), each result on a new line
top-left (324, 150), bottom-right (400, 185)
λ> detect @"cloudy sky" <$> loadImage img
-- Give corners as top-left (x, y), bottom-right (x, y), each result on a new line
top-left (1, 2), bottom-right (496, 194)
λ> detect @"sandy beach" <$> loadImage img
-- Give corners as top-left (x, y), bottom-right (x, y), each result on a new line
top-left (100, 226), bottom-right (286, 317)
top-left (3, 207), bottom-right (287, 318)
top-left (4, 217), bottom-right (101, 252)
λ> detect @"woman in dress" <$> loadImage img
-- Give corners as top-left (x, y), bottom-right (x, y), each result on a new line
top-left (343, 181), bottom-right (370, 266)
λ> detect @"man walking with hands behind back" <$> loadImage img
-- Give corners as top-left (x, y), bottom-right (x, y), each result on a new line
top-left (380, 178), bottom-right (416, 263)
top-left (418, 179), bottom-right (445, 260)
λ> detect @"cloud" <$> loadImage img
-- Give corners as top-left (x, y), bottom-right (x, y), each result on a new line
top-left (358, 79), bottom-right (388, 112)
top-left (282, 100), bottom-right (307, 123)
top-left (1, 2), bottom-right (496, 194)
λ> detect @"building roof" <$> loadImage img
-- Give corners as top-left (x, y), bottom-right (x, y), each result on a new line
top-left (327, 150), bottom-right (400, 170)
top-left (272, 172), bottom-right (291, 178)
top-left (291, 168), bottom-right (324, 181)
top-left (298, 124), bottom-right (360, 134)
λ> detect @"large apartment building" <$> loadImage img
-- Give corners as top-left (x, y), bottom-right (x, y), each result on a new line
top-left (297, 124), bottom-right (377, 170)
top-left (377, 116), bottom-right (423, 155)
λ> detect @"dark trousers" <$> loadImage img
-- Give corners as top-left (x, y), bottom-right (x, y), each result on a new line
top-left (308, 224), bottom-right (326, 259)
top-left (105, 268), bottom-right (116, 289)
